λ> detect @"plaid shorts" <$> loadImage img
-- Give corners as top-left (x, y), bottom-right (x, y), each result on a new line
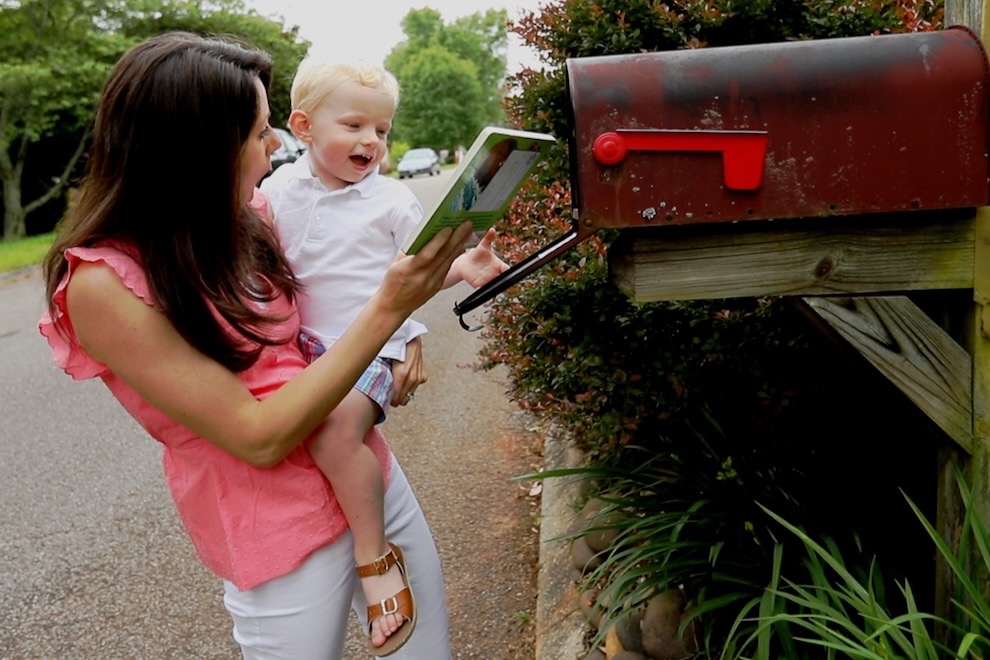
top-left (298, 331), bottom-right (394, 424)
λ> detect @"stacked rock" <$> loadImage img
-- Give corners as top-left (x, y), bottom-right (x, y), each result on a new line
top-left (571, 503), bottom-right (698, 660)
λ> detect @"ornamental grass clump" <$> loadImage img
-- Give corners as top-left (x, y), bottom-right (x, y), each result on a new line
top-left (528, 413), bottom-right (819, 657)
top-left (537, 456), bottom-right (990, 659)
top-left (723, 466), bottom-right (990, 660)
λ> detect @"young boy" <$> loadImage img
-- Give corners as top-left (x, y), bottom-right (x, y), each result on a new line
top-left (259, 59), bottom-right (506, 655)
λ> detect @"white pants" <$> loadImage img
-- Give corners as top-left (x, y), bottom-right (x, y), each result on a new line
top-left (222, 457), bottom-right (452, 659)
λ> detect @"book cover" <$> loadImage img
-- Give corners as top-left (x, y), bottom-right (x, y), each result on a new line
top-left (400, 126), bottom-right (556, 254)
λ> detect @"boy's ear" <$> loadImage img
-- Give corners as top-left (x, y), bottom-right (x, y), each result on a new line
top-left (288, 110), bottom-right (312, 144)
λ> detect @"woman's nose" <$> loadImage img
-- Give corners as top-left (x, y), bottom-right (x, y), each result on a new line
top-left (267, 131), bottom-right (282, 155)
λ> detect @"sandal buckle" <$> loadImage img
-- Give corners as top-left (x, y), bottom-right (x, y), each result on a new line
top-left (380, 596), bottom-right (400, 616)
top-left (372, 549), bottom-right (394, 575)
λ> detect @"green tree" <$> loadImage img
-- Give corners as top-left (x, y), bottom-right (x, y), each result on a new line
top-left (0, 0), bottom-right (128, 241)
top-left (0, 0), bottom-right (308, 241)
top-left (119, 0), bottom-right (309, 128)
top-left (395, 6), bottom-right (444, 51)
top-left (387, 7), bottom-right (507, 151)
top-left (392, 45), bottom-right (485, 152)
top-left (443, 10), bottom-right (509, 126)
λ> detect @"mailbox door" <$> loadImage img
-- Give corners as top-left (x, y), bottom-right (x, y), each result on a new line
top-left (566, 26), bottom-right (990, 230)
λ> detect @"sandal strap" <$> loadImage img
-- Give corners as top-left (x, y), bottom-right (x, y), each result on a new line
top-left (355, 545), bottom-right (401, 578)
top-left (367, 586), bottom-right (413, 625)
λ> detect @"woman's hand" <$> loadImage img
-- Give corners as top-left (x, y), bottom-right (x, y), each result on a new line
top-left (378, 222), bottom-right (474, 319)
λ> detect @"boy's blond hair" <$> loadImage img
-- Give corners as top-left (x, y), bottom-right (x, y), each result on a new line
top-left (290, 59), bottom-right (400, 114)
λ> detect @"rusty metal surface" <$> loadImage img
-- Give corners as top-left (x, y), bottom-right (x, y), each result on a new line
top-left (566, 26), bottom-right (990, 230)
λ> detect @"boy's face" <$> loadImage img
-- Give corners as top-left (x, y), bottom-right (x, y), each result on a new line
top-left (291, 81), bottom-right (394, 191)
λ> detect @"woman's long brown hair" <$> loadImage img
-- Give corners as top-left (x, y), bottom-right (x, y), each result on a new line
top-left (43, 32), bottom-right (300, 372)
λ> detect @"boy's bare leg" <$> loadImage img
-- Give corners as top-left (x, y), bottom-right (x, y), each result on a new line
top-left (306, 389), bottom-right (408, 648)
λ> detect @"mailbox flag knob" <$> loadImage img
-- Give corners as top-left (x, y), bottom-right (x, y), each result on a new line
top-left (591, 129), bottom-right (769, 191)
top-left (592, 132), bottom-right (628, 165)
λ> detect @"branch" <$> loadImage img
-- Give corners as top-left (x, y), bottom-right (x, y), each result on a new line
top-left (23, 125), bottom-right (91, 215)
top-left (16, 118), bottom-right (29, 163)
top-left (0, 104), bottom-right (11, 177)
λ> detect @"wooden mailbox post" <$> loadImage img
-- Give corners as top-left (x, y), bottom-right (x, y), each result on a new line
top-left (573, 4), bottom-right (990, 615)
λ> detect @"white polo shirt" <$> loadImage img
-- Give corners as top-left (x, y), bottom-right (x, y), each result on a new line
top-left (260, 153), bottom-right (427, 361)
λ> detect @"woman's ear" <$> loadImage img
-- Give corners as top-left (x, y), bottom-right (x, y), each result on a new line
top-left (288, 110), bottom-right (312, 144)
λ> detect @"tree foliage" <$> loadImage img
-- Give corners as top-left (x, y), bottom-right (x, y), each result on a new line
top-left (0, 0), bottom-right (127, 240)
top-left (0, 0), bottom-right (308, 241)
top-left (443, 10), bottom-right (510, 127)
top-left (493, 0), bottom-right (946, 468)
top-left (386, 7), bottom-right (508, 151)
top-left (118, 0), bottom-right (308, 128)
top-left (391, 46), bottom-right (485, 152)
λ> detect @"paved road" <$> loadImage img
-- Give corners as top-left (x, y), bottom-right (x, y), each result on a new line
top-left (0, 172), bottom-right (539, 659)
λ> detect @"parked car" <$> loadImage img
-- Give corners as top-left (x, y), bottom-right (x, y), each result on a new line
top-left (270, 128), bottom-right (306, 171)
top-left (396, 148), bottom-right (441, 179)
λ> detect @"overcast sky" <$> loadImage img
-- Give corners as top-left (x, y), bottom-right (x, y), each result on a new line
top-left (244, 0), bottom-right (548, 73)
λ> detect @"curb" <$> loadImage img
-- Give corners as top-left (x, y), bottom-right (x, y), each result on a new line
top-left (0, 264), bottom-right (41, 284)
top-left (535, 427), bottom-right (588, 660)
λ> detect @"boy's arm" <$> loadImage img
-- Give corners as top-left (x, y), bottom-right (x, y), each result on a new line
top-left (442, 228), bottom-right (508, 289)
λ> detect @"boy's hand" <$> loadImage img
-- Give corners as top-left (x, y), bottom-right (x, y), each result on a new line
top-left (448, 228), bottom-right (509, 289)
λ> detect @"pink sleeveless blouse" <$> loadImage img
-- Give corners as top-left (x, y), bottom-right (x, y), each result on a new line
top-left (38, 195), bottom-right (392, 590)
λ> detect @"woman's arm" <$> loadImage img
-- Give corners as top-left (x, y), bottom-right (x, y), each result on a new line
top-left (67, 223), bottom-right (472, 467)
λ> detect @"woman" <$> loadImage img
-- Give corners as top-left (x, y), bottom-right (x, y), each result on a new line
top-left (39, 31), bottom-right (471, 659)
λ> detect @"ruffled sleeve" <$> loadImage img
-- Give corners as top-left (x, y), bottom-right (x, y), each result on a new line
top-left (249, 187), bottom-right (272, 225)
top-left (38, 245), bottom-right (156, 381)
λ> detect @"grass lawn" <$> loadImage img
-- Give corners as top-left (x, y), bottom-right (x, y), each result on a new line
top-left (0, 232), bottom-right (54, 274)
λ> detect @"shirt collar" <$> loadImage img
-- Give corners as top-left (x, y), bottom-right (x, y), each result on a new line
top-left (288, 152), bottom-right (380, 198)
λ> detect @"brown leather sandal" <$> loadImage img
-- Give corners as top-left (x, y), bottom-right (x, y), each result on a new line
top-left (355, 542), bottom-right (416, 657)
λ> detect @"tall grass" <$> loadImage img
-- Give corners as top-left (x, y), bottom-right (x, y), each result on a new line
top-left (726, 463), bottom-right (990, 659)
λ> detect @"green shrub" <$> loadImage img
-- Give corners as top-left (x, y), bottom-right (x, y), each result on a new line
top-left (491, 0), bottom-right (945, 456)
top-left (485, 0), bottom-right (949, 654)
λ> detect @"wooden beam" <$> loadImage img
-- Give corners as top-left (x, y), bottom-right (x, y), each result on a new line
top-left (946, 0), bottom-right (990, 44)
top-left (955, 206), bottom-right (990, 609)
top-left (609, 211), bottom-right (975, 303)
top-left (943, 0), bottom-right (990, 627)
top-left (800, 296), bottom-right (973, 452)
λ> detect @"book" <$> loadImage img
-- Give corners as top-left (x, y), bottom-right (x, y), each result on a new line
top-left (400, 126), bottom-right (557, 254)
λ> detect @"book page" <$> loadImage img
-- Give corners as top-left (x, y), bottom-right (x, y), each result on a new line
top-left (401, 127), bottom-right (555, 254)
top-left (472, 150), bottom-right (542, 212)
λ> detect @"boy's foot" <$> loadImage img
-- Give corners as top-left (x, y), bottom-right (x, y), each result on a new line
top-left (356, 542), bottom-right (416, 656)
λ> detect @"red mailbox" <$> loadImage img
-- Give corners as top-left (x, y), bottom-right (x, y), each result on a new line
top-left (454, 27), bottom-right (990, 320)
top-left (566, 26), bottom-right (990, 229)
